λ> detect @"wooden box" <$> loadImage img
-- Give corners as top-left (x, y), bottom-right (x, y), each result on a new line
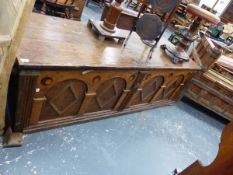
top-left (10, 14), bottom-right (200, 132)
top-left (185, 37), bottom-right (233, 121)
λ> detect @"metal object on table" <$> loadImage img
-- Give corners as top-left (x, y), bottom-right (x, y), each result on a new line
top-left (176, 4), bottom-right (221, 50)
top-left (124, 0), bottom-right (180, 63)
top-left (161, 44), bottom-right (189, 64)
top-left (150, 0), bottom-right (180, 13)
top-left (123, 3), bottom-right (147, 47)
top-left (147, 0), bottom-right (181, 61)
top-left (160, 3), bottom-right (221, 65)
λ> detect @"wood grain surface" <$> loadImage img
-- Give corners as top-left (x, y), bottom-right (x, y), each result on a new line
top-left (17, 13), bottom-right (200, 70)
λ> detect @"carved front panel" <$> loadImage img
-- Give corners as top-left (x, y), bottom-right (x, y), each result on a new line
top-left (39, 80), bottom-right (87, 121)
top-left (185, 75), bottom-right (233, 121)
top-left (127, 70), bottom-right (191, 108)
top-left (153, 74), bottom-right (185, 101)
top-left (15, 69), bottom-right (192, 132)
top-left (84, 78), bottom-right (126, 113)
top-left (130, 75), bottom-right (164, 106)
top-left (29, 70), bottom-right (137, 124)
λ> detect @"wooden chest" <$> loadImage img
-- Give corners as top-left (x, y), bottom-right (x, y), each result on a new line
top-left (185, 37), bottom-right (233, 121)
top-left (11, 14), bottom-right (200, 133)
top-left (185, 72), bottom-right (233, 121)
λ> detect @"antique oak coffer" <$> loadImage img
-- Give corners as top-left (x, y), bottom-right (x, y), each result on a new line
top-left (11, 14), bottom-right (201, 133)
top-left (185, 38), bottom-right (233, 121)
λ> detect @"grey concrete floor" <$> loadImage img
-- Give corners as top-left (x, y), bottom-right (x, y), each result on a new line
top-left (0, 98), bottom-right (227, 175)
top-left (81, 2), bottom-right (103, 21)
top-left (0, 4), bottom-right (228, 175)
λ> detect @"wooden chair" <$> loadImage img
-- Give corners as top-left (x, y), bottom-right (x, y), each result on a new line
top-left (125, 0), bottom-right (178, 23)
top-left (42, 0), bottom-right (79, 19)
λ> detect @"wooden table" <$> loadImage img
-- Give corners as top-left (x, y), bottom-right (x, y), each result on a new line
top-left (12, 13), bottom-right (200, 132)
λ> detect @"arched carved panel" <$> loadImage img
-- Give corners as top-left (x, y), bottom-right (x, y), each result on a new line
top-left (39, 79), bottom-right (87, 121)
top-left (131, 76), bottom-right (164, 106)
top-left (153, 75), bottom-right (184, 101)
top-left (85, 78), bottom-right (126, 113)
top-left (164, 75), bottom-right (184, 99)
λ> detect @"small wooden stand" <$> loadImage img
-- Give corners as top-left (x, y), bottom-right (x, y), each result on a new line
top-left (87, 19), bottom-right (128, 44)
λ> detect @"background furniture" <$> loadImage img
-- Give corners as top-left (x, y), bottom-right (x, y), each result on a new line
top-left (10, 13), bottom-right (201, 133)
top-left (201, 4), bottom-right (217, 14)
top-left (101, 5), bottom-right (139, 30)
top-left (86, 0), bottom-right (112, 7)
top-left (0, 0), bottom-right (35, 136)
top-left (101, 1), bottom-right (179, 31)
top-left (169, 1), bottom-right (190, 28)
top-left (185, 37), bottom-right (233, 121)
top-left (73, 0), bottom-right (86, 20)
top-left (42, 0), bottom-right (79, 19)
top-left (34, 0), bottom-right (86, 20)
top-left (221, 0), bottom-right (233, 24)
